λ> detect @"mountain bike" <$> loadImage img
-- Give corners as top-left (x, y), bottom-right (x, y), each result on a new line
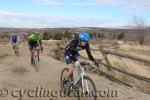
top-left (60, 61), bottom-right (98, 100)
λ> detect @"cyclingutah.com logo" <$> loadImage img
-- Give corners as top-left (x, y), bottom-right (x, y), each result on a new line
top-left (0, 86), bottom-right (119, 100)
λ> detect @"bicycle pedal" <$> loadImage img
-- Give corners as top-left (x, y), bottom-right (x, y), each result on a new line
top-left (70, 81), bottom-right (74, 85)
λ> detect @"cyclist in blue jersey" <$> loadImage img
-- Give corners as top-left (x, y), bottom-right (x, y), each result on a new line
top-left (64, 32), bottom-right (99, 83)
top-left (11, 34), bottom-right (20, 52)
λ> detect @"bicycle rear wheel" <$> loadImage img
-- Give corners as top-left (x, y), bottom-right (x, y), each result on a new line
top-left (14, 50), bottom-right (19, 56)
top-left (60, 68), bottom-right (69, 89)
top-left (60, 68), bottom-right (74, 95)
top-left (14, 46), bottom-right (19, 57)
top-left (33, 56), bottom-right (39, 72)
top-left (77, 76), bottom-right (97, 100)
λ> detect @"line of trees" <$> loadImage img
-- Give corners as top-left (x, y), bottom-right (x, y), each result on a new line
top-left (42, 31), bottom-right (72, 40)
top-left (42, 31), bottom-right (126, 41)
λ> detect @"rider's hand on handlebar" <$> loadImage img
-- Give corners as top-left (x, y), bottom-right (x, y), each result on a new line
top-left (93, 60), bottom-right (99, 69)
top-left (75, 61), bottom-right (80, 68)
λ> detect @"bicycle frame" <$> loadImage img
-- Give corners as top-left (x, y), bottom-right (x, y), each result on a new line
top-left (73, 62), bottom-right (90, 93)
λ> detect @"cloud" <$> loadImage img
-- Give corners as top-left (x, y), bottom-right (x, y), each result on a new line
top-left (33, 0), bottom-right (150, 12)
top-left (33, 0), bottom-right (64, 5)
top-left (96, 0), bottom-right (150, 12)
top-left (96, 0), bottom-right (118, 6)
top-left (70, 0), bottom-right (96, 5)
top-left (121, 0), bottom-right (150, 12)
top-left (33, 0), bottom-right (97, 5)
top-left (0, 11), bottom-right (121, 28)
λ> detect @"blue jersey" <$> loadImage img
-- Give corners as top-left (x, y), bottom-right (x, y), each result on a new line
top-left (11, 35), bottom-right (18, 43)
top-left (65, 39), bottom-right (94, 61)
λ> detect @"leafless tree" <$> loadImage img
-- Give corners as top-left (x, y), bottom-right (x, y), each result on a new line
top-left (130, 15), bottom-right (148, 45)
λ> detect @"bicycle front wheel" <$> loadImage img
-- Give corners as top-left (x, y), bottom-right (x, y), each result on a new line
top-left (77, 76), bottom-right (97, 100)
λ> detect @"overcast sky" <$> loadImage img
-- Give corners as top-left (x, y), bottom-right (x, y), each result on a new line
top-left (0, 0), bottom-right (150, 28)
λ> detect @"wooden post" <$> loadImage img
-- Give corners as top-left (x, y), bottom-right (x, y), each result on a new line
top-left (100, 47), bottom-right (112, 70)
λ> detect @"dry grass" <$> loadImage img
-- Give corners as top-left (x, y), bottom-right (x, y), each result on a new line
top-left (119, 44), bottom-right (150, 52)
top-left (118, 44), bottom-right (150, 59)
top-left (108, 55), bottom-right (150, 78)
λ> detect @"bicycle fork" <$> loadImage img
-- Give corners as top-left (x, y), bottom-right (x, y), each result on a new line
top-left (73, 67), bottom-right (90, 94)
top-left (81, 67), bottom-right (90, 94)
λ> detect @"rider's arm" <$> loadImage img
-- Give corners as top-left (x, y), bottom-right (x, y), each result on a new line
top-left (66, 40), bottom-right (77, 55)
top-left (85, 43), bottom-right (94, 61)
top-left (86, 43), bottom-right (99, 68)
top-left (38, 35), bottom-right (43, 48)
top-left (39, 39), bottom-right (42, 47)
top-left (39, 37), bottom-right (43, 52)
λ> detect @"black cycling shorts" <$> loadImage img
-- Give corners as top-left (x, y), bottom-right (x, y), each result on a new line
top-left (64, 54), bottom-right (79, 65)
top-left (28, 41), bottom-right (39, 51)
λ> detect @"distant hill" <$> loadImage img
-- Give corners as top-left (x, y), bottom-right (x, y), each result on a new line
top-left (0, 27), bottom-right (149, 44)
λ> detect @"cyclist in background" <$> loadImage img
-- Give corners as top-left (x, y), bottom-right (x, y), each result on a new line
top-left (64, 32), bottom-right (99, 83)
top-left (28, 32), bottom-right (43, 65)
top-left (11, 33), bottom-right (20, 53)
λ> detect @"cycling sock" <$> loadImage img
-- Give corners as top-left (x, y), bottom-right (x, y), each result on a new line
top-left (31, 58), bottom-right (34, 64)
top-left (31, 58), bottom-right (33, 61)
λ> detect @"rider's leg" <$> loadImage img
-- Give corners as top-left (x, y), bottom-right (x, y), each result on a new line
top-left (28, 41), bottom-right (34, 64)
top-left (12, 44), bottom-right (15, 50)
top-left (15, 43), bottom-right (19, 51)
top-left (31, 50), bottom-right (35, 64)
top-left (66, 63), bottom-right (74, 81)
top-left (64, 55), bottom-right (75, 84)
top-left (37, 49), bottom-right (40, 61)
top-left (66, 55), bottom-right (79, 81)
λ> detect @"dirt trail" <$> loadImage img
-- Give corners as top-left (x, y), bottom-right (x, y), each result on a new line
top-left (0, 42), bottom-right (149, 100)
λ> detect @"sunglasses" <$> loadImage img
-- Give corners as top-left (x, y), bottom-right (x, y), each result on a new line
top-left (80, 40), bottom-right (88, 43)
